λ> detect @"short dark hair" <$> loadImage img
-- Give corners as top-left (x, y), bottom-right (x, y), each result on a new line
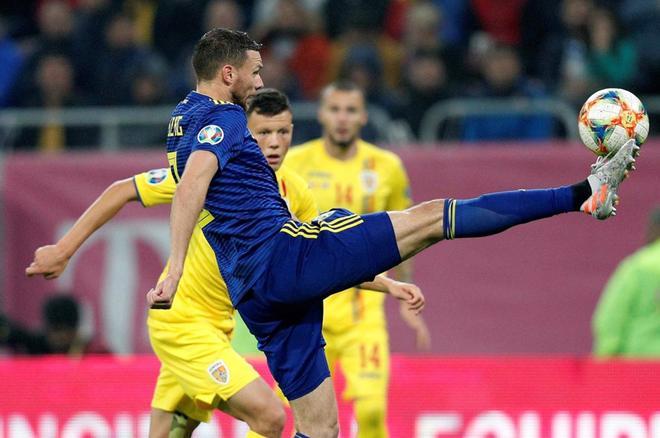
top-left (192, 28), bottom-right (262, 82)
top-left (320, 80), bottom-right (365, 104)
top-left (43, 295), bottom-right (80, 329)
top-left (246, 88), bottom-right (291, 116)
top-left (323, 80), bottom-right (363, 95)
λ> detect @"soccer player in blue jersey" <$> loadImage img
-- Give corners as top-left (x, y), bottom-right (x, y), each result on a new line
top-left (148, 28), bottom-right (639, 438)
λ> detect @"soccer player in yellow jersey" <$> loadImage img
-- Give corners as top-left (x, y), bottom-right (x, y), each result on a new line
top-left (25, 89), bottom-right (317, 437)
top-left (286, 81), bottom-right (431, 437)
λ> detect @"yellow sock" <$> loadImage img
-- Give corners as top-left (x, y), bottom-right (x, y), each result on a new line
top-left (355, 397), bottom-right (388, 438)
top-left (246, 430), bottom-right (267, 438)
top-left (168, 411), bottom-right (188, 438)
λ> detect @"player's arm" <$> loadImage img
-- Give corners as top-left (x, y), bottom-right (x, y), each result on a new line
top-left (359, 274), bottom-right (425, 314)
top-left (25, 177), bottom-right (139, 279)
top-left (592, 260), bottom-right (638, 357)
top-left (147, 151), bottom-right (216, 308)
top-left (387, 155), bottom-right (432, 348)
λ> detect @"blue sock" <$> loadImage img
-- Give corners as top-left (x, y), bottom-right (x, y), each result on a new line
top-left (443, 185), bottom-right (578, 239)
top-left (294, 434), bottom-right (311, 438)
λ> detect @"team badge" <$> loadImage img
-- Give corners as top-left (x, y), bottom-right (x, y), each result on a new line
top-left (360, 170), bottom-right (379, 194)
top-left (146, 168), bottom-right (168, 185)
top-left (208, 360), bottom-right (230, 384)
top-left (197, 125), bottom-right (224, 145)
top-left (313, 210), bottom-right (336, 222)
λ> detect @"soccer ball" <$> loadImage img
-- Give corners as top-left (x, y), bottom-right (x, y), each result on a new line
top-left (578, 88), bottom-right (649, 156)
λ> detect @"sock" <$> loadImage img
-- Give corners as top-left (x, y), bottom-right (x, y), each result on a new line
top-left (246, 431), bottom-right (267, 438)
top-left (572, 179), bottom-right (593, 210)
top-left (294, 433), bottom-right (311, 438)
top-left (443, 183), bottom-right (585, 239)
top-left (169, 411), bottom-right (188, 438)
top-left (355, 397), bottom-right (388, 438)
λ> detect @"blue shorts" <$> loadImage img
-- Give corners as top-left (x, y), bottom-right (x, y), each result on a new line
top-left (236, 209), bottom-right (401, 400)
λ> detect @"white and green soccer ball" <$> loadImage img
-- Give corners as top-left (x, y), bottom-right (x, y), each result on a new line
top-left (578, 88), bottom-right (649, 156)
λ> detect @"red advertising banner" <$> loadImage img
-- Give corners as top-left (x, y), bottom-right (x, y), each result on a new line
top-left (1, 356), bottom-right (659, 437)
top-left (2, 142), bottom-right (660, 354)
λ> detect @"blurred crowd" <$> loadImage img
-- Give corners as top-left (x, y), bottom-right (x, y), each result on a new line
top-left (0, 0), bottom-right (658, 147)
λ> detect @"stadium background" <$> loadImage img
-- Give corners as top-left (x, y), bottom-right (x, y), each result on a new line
top-left (1, 0), bottom-right (659, 437)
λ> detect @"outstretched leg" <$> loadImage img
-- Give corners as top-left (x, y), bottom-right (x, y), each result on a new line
top-left (390, 139), bottom-right (638, 261)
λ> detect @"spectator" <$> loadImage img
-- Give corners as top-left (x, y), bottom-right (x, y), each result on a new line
top-left (253, 0), bottom-right (331, 100)
top-left (586, 8), bottom-right (637, 89)
top-left (431, 0), bottom-right (471, 46)
top-left (203, 0), bottom-right (245, 32)
top-left (339, 44), bottom-right (398, 113)
top-left (0, 295), bottom-right (110, 356)
top-left (323, 0), bottom-right (389, 39)
top-left (120, 56), bottom-right (172, 148)
top-left (537, 0), bottom-right (594, 103)
top-left (466, 0), bottom-right (527, 46)
top-left (592, 208), bottom-right (660, 357)
top-left (0, 0), bottom-right (38, 38)
top-left (520, 0), bottom-right (561, 80)
top-left (402, 1), bottom-right (465, 85)
top-left (462, 44), bottom-right (554, 142)
top-left (14, 54), bottom-right (97, 151)
top-left (88, 12), bottom-right (158, 105)
top-left (328, 14), bottom-right (403, 91)
top-left (152, 0), bottom-right (205, 64)
top-left (123, 0), bottom-right (159, 46)
top-left (616, 0), bottom-right (660, 93)
top-left (33, 0), bottom-right (76, 56)
top-left (73, 0), bottom-right (120, 93)
top-left (396, 49), bottom-right (451, 138)
top-left (0, 17), bottom-right (23, 107)
top-left (13, 1), bottom-right (78, 100)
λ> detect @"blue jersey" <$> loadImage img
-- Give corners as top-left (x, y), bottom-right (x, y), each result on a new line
top-left (166, 91), bottom-right (291, 304)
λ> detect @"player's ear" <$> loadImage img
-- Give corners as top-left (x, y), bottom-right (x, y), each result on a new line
top-left (220, 64), bottom-right (233, 84)
top-left (360, 108), bottom-right (368, 127)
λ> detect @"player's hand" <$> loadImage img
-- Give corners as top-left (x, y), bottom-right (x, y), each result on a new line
top-left (388, 280), bottom-right (425, 314)
top-left (147, 274), bottom-right (180, 310)
top-left (25, 245), bottom-right (70, 279)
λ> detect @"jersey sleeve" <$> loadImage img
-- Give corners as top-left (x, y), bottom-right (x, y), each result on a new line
top-left (386, 156), bottom-right (413, 210)
top-left (296, 181), bottom-right (319, 223)
top-left (592, 259), bottom-right (639, 357)
top-left (133, 168), bottom-right (176, 207)
top-left (192, 104), bottom-right (246, 170)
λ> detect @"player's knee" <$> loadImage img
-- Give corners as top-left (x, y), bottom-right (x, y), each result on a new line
top-left (355, 398), bottom-right (387, 437)
top-left (252, 403), bottom-right (286, 436)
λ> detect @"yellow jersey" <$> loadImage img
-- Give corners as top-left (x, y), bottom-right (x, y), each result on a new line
top-left (133, 166), bottom-right (318, 332)
top-left (285, 139), bottom-right (412, 333)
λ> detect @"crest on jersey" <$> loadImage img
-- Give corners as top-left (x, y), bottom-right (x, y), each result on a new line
top-left (360, 170), bottom-right (379, 194)
top-left (146, 168), bottom-right (168, 185)
top-left (197, 125), bottom-right (224, 145)
top-left (313, 210), bottom-right (336, 222)
top-left (208, 360), bottom-right (230, 385)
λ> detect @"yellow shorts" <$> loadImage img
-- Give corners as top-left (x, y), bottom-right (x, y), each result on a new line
top-left (324, 323), bottom-right (390, 400)
top-left (148, 313), bottom-right (260, 421)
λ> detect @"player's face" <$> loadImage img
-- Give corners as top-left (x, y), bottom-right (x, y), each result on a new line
top-left (318, 89), bottom-right (367, 148)
top-left (249, 110), bottom-right (293, 171)
top-left (230, 50), bottom-right (264, 109)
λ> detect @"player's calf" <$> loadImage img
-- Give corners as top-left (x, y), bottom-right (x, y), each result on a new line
top-left (355, 397), bottom-right (388, 438)
top-left (389, 140), bottom-right (639, 262)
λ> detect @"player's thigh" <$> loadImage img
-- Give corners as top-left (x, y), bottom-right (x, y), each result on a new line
top-left (289, 376), bottom-right (338, 434)
top-left (219, 377), bottom-right (286, 426)
top-left (149, 320), bottom-right (260, 410)
top-left (151, 365), bottom-right (211, 423)
top-left (237, 297), bottom-right (330, 401)
top-left (267, 209), bottom-right (402, 304)
top-left (340, 326), bottom-right (390, 400)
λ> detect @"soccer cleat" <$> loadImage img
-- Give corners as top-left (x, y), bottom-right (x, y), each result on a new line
top-left (581, 139), bottom-right (639, 220)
